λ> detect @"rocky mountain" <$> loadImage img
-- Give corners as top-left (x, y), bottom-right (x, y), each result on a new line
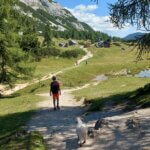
top-left (124, 32), bottom-right (145, 41)
top-left (17, 0), bottom-right (94, 32)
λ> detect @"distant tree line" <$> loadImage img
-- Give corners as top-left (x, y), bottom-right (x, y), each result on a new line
top-left (52, 30), bottom-right (111, 43)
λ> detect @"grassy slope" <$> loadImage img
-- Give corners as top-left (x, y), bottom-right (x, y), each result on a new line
top-left (0, 93), bottom-right (42, 138)
top-left (0, 131), bottom-right (46, 150)
top-left (73, 76), bottom-right (150, 111)
top-left (0, 41), bottom-right (84, 141)
top-left (33, 57), bottom-right (76, 78)
top-left (0, 42), bottom-right (150, 148)
top-left (58, 43), bottom-right (149, 87)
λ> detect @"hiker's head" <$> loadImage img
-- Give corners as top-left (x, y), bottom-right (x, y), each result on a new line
top-left (52, 76), bottom-right (56, 81)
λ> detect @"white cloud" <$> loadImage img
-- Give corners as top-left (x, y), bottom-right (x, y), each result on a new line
top-left (73, 4), bottom-right (98, 12)
top-left (66, 4), bottom-right (136, 37)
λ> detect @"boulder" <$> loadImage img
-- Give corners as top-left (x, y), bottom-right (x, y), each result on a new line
top-left (88, 127), bottom-right (95, 138)
top-left (94, 118), bottom-right (109, 130)
top-left (126, 117), bottom-right (140, 129)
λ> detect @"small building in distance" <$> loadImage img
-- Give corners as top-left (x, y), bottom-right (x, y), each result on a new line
top-left (103, 40), bottom-right (111, 48)
top-left (69, 40), bottom-right (78, 46)
top-left (95, 41), bottom-right (104, 48)
top-left (95, 39), bottom-right (111, 48)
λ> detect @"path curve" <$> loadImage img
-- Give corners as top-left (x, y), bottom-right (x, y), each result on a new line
top-left (0, 46), bottom-right (93, 95)
top-left (27, 81), bottom-right (150, 150)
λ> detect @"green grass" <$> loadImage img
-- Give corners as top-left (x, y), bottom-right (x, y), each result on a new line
top-left (58, 43), bottom-right (149, 87)
top-left (73, 76), bottom-right (150, 111)
top-left (125, 83), bottom-right (150, 109)
top-left (0, 131), bottom-right (46, 150)
top-left (17, 39), bottom-right (83, 83)
top-left (0, 41), bottom-right (150, 147)
top-left (29, 131), bottom-right (46, 150)
top-left (32, 57), bottom-right (76, 78)
top-left (0, 93), bottom-right (43, 138)
top-left (0, 41), bottom-right (82, 138)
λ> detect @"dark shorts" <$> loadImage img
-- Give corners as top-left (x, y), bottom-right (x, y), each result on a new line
top-left (52, 93), bottom-right (59, 99)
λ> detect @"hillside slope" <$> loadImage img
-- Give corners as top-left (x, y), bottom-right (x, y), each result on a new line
top-left (17, 0), bottom-right (94, 32)
top-left (124, 32), bottom-right (145, 41)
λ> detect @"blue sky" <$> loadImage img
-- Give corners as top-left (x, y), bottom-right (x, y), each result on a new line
top-left (56, 0), bottom-right (141, 37)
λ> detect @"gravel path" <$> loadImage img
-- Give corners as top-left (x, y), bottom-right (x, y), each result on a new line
top-left (27, 87), bottom-right (150, 150)
top-left (27, 89), bottom-right (85, 149)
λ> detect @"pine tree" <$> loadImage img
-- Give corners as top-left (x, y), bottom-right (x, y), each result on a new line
top-left (43, 24), bottom-right (52, 46)
top-left (0, 0), bottom-right (34, 84)
top-left (109, 0), bottom-right (150, 57)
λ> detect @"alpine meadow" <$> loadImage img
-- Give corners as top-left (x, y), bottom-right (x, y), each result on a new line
top-left (0, 0), bottom-right (150, 149)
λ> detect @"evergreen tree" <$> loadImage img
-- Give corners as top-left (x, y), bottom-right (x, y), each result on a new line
top-left (0, 0), bottom-right (33, 84)
top-left (43, 24), bottom-right (52, 46)
top-left (91, 0), bottom-right (150, 56)
top-left (20, 19), bottom-right (40, 56)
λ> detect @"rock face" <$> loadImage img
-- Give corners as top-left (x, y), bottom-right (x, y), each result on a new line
top-left (18, 0), bottom-right (93, 32)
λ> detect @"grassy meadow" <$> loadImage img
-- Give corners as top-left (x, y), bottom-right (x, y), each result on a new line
top-left (0, 92), bottom-right (42, 138)
top-left (58, 42), bottom-right (149, 87)
top-left (73, 76), bottom-right (150, 111)
top-left (0, 41), bottom-right (85, 146)
top-left (0, 41), bottom-right (150, 149)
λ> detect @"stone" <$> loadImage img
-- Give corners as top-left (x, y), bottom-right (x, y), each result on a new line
top-left (94, 118), bottom-right (109, 130)
top-left (126, 117), bottom-right (140, 129)
top-left (88, 127), bottom-right (95, 138)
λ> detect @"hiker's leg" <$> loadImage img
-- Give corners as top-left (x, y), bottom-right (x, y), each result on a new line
top-left (53, 98), bottom-right (56, 110)
top-left (57, 98), bottom-right (60, 109)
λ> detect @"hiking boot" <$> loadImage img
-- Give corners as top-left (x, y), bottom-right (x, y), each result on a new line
top-left (57, 106), bottom-right (60, 110)
top-left (54, 107), bottom-right (57, 110)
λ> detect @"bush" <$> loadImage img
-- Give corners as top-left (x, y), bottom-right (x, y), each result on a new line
top-left (113, 42), bottom-right (121, 46)
top-left (41, 47), bottom-right (61, 57)
top-left (78, 41), bottom-right (85, 45)
top-left (61, 50), bottom-right (78, 58)
top-left (61, 48), bottom-right (85, 58)
top-left (84, 42), bottom-right (91, 48)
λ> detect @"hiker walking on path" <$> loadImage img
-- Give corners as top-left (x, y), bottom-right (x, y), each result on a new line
top-left (75, 60), bottom-right (79, 66)
top-left (86, 60), bottom-right (88, 65)
top-left (50, 76), bottom-right (61, 110)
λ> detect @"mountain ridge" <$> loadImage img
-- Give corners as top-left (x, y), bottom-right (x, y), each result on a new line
top-left (18, 0), bottom-right (94, 32)
top-left (124, 32), bottom-right (146, 41)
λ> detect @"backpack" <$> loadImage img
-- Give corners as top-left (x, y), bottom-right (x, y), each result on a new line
top-left (51, 81), bottom-right (60, 94)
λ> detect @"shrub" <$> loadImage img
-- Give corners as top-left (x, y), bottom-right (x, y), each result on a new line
top-left (113, 42), bottom-right (121, 46)
top-left (41, 47), bottom-right (61, 57)
top-left (61, 50), bottom-right (78, 58)
top-left (78, 41), bottom-right (85, 45)
top-left (84, 42), bottom-right (91, 48)
top-left (61, 48), bottom-right (85, 58)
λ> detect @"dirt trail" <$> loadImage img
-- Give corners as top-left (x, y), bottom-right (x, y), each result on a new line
top-left (0, 46), bottom-right (93, 96)
top-left (2, 44), bottom-right (150, 149)
top-left (27, 89), bottom-right (85, 149)
top-left (27, 85), bottom-right (150, 150)
top-left (82, 108), bottom-right (150, 150)
top-left (26, 45), bottom-right (150, 149)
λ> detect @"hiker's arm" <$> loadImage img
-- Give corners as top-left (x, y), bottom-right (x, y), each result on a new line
top-left (50, 90), bottom-right (52, 96)
top-left (59, 83), bottom-right (61, 95)
top-left (50, 84), bottom-right (52, 96)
